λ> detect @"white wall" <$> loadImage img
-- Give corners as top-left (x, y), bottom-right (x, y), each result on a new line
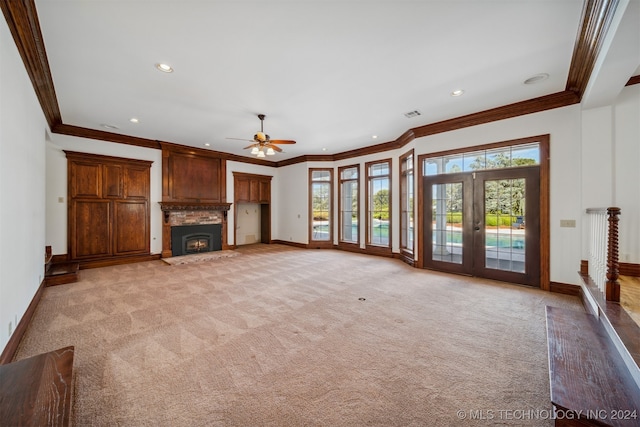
top-left (46, 134), bottom-right (163, 255)
top-left (613, 84), bottom-right (639, 263)
top-left (0, 18), bottom-right (49, 351)
top-left (235, 203), bottom-right (262, 245)
top-left (274, 162), bottom-right (309, 244)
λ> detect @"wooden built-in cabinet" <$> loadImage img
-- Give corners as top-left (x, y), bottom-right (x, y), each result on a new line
top-left (65, 151), bottom-right (152, 262)
top-left (234, 172), bottom-right (271, 203)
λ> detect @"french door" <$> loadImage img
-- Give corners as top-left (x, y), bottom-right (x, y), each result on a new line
top-left (423, 166), bottom-right (540, 287)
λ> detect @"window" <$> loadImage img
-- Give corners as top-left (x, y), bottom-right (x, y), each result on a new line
top-left (400, 151), bottom-right (414, 253)
top-left (423, 143), bottom-right (540, 176)
top-left (339, 165), bottom-right (359, 244)
top-left (366, 160), bottom-right (391, 248)
top-left (309, 169), bottom-right (332, 243)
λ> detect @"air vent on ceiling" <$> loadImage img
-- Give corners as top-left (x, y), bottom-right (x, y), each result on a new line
top-left (404, 110), bottom-right (421, 118)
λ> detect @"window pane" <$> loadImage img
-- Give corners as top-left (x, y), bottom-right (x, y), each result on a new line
top-left (462, 151), bottom-right (485, 171)
top-left (511, 144), bottom-right (540, 165)
top-left (369, 175), bottom-right (389, 246)
top-left (311, 181), bottom-right (330, 241)
top-left (341, 167), bottom-right (358, 180)
top-left (369, 162), bottom-right (389, 176)
top-left (312, 170), bottom-right (331, 181)
top-left (341, 180), bottom-right (358, 243)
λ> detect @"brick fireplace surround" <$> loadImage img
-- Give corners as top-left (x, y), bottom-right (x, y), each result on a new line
top-left (159, 202), bottom-right (232, 258)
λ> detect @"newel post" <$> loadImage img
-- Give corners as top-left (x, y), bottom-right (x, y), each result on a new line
top-left (606, 207), bottom-right (621, 302)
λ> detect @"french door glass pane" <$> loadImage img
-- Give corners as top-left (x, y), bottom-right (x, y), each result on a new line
top-left (312, 182), bottom-right (330, 241)
top-left (432, 183), bottom-right (463, 264)
top-left (341, 181), bottom-right (358, 243)
top-left (370, 176), bottom-right (389, 246)
top-left (484, 179), bottom-right (525, 273)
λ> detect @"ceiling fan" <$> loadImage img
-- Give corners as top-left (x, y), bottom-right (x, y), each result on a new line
top-left (227, 114), bottom-right (296, 158)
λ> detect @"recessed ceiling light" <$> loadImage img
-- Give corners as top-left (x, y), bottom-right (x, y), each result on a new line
top-left (155, 63), bottom-right (174, 73)
top-left (204, 143), bottom-right (210, 147)
top-left (372, 135), bottom-right (378, 139)
top-left (322, 148), bottom-right (327, 152)
top-left (129, 117), bottom-right (139, 123)
top-left (100, 123), bottom-right (119, 130)
top-left (524, 73), bottom-right (549, 85)
top-left (451, 89), bottom-right (465, 97)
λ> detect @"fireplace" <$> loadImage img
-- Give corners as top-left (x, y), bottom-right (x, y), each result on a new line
top-left (170, 224), bottom-right (222, 256)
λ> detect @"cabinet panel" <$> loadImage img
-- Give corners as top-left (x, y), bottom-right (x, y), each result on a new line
top-left (249, 180), bottom-right (260, 203)
top-left (170, 153), bottom-right (221, 201)
top-left (70, 200), bottom-right (111, 259)
top-left (70, 162), bottom-right (102, 198)
top-left (236, 177), bottom-right (250, 202)
top-left (259, 180), bottom-right (270, 203)
top-left (114, 201), bottom-right (149, 255)
top-left (103, 164), bottom-right (123, 198)
top-left (124, 167), bottom-right (149, 199)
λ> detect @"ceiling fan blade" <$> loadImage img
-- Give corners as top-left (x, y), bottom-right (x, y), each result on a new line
top-left (243, 143), bottom-right (259, 150)
top-left (270, 139), bottom-right (296, 145)
top-left (266, 144), bottom-right (283, 152)
top-left (226, 137), bottom-right (255, 142)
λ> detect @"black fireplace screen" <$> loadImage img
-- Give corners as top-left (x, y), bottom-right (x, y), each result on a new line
top-left (171, 224), bottom-right (222, 256)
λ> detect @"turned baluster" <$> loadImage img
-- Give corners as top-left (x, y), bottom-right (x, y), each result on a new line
top-left (605, 207), bottom-right (620, 302)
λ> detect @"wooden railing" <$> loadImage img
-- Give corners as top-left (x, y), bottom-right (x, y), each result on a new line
top-left (585, 207), bottom-right (620, 302)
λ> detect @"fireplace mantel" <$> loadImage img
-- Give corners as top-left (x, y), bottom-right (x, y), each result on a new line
top-left (159, 202), bottom-right (232, 223)
top-left (159, 201), bottom-right (232, 257)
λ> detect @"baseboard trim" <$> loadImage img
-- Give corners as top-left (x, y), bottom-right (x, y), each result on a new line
top-left (271, 240), bottom-right (307, 249)
top-left (620, 262), bottom-right (640, 277)
top-left (550, 281), bottom-right (581, 297)
top-left (580, 259), bottom-right (639, 277)
top-left (0, 279), bottom-right (45, 365)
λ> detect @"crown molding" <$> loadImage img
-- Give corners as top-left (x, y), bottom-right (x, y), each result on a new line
top-left (626, 75), bottom-right (640, 86)
top-left (1, 0), bottom-right (61, 129)
top-left (566, 0), bottom-right (620, 99)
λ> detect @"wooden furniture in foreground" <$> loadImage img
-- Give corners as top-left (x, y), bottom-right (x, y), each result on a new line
top-left (0, 346), bottom-right (75, 426)
top-left (546, 306), bottom-right (640, 426)
top-left (65, 151), bottom-right (152, 265)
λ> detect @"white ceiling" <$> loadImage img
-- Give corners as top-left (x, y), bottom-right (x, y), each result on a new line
top-left (32, 0), bottom-right (633, 160)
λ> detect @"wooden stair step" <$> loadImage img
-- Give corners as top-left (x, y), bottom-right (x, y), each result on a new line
top-left (546, 306), bottom-right (640, 426)
top-left (44, 262), bottom-right (79, 286)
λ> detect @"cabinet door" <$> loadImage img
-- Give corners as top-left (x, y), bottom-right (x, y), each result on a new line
top-left (113, 200), bottom-right (149, 255)
top-left (70, 162), bottom-right (102, 198)
top-left (103, 164), bottom-right (123, 198)
top-left (259, 180), bottom-right (270, 203)
top-left (124, 166), bottom-right (149, 200)
top-left (249, 179), bottom-right (260, 203)
top-left (70, 200), bottom-right (111, 259)
top-left (236, 177), bottom-right (250, 202)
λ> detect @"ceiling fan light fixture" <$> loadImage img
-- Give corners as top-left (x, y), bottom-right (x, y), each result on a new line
top-left (256, 150), bottom-right (266, 158)
top-left (250, 147), bottom-right (259, 155)
top-left (266, 147), bottom-right (275, 156)
top-left (255, 131), bottom-right (267, 142)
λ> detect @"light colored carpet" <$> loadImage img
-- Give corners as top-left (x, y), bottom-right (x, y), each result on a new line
top-left (162, 250), bottom-right (240, 265)
top-left (16, 244), bottom-right (584, 426)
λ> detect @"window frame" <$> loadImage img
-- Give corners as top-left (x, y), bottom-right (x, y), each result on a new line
top-left (338, 164), bottom-right (360, 248)
top-left (400, 149), bottom-right (415, 260)
top-left (365, 158), bottom-right (392, 253)
top-left (308, 168), bottom-right (333, 247)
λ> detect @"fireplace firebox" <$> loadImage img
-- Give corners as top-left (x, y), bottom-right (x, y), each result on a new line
top-left (170, 224), bottom-right (222, 256)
